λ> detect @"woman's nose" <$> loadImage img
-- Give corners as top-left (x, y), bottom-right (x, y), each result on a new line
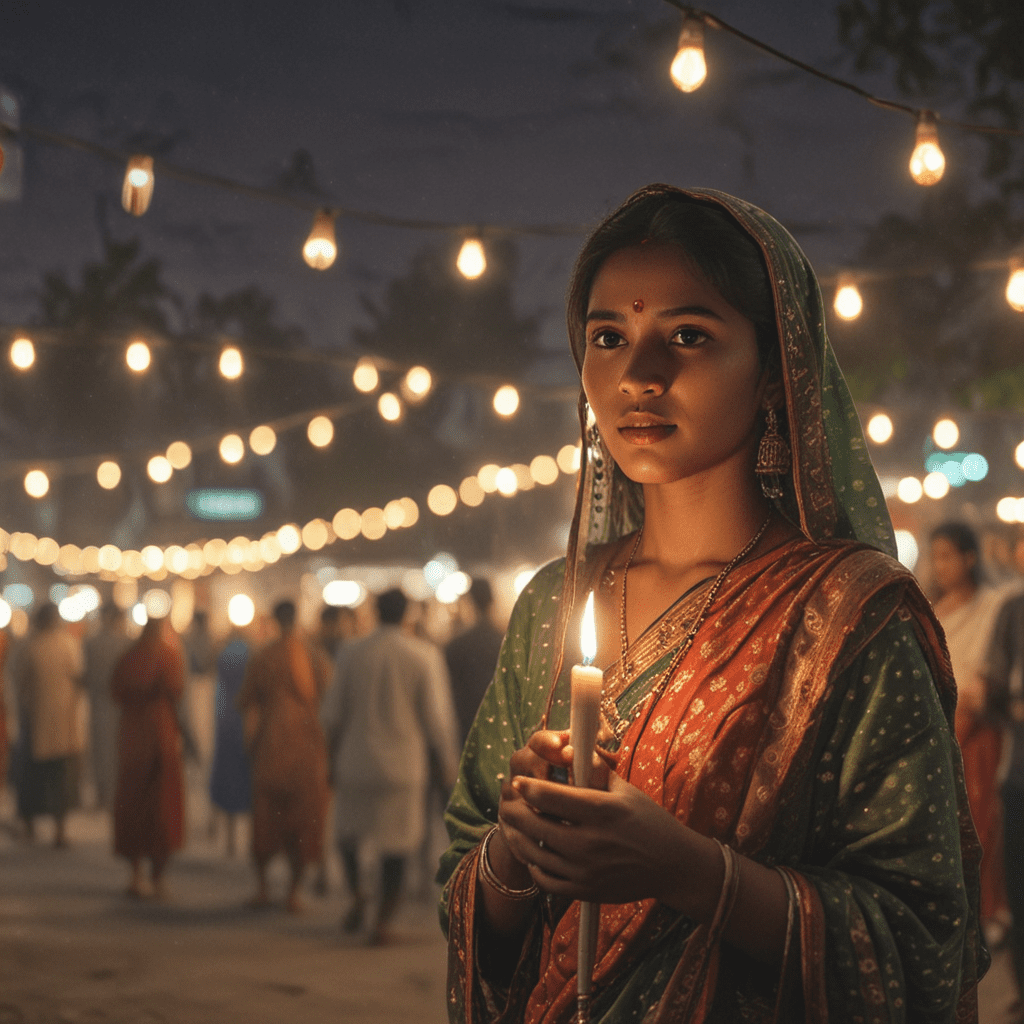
top-left (619, 342), bottom-right (669, 397)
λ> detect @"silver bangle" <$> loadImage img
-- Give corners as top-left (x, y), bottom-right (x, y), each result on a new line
top-left (477, 826), bottom-right (539, 901)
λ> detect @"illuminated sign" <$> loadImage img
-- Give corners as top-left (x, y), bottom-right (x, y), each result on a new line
top-left (185, 489), bottom-right (264, 521)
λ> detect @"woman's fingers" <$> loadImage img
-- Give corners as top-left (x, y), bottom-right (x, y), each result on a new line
top-left (512, 776), bottom-right (611, 823)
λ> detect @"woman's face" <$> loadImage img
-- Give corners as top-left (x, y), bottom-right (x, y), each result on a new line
top-left (581, 242), bottom-right (766, 489)
top-left (931, 535), bottom-right (976, 595)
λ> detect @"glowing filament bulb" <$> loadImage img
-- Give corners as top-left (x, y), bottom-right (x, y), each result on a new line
top-left (126, 340), bottom-right (151, 372)
top-left (378, 392), bottom-right (402, 422)
top-left (303, 209), bottom-right (337, 270)
top-left (909, 113), bottom-right (945, 186)
top-left (403, 365), bottom-right (433, 401)
top-left (493, 384), bottom-right (520, 417)
top-left (219, 346), bottom-right (243, 379)
top-left (10, 336), bottom-right (34, 369)
top-left (670, 17), bottom-right (707, 93)
top-left (122, 155), bottom-right (155, 215)
top-left (833, 281), bottom-right (863, 320)
top-left (96, 461), bottom-right (122, 489)
top-left (1007, 264), bottom-right (1024, 312)
top-left (25, 469), bottom-right (49, 498)
top-left (457, 237), bottom-right (487, 279)
top-left (352, 357), bottom-right (379, 393)
top-left (933, 418), bottom-right (959, 450)
top-left (580, 592), bottom-right (597, 664)
top-left (249, 424), bottom-right (276, 455)
top-left (219, 433), bottom-right (245, 464)
top-left (866, 413), bottom-right (893, 445)
top-left (307, 415), bottom-right (334, 447)
top-left (147, 455), bottom-right (172, 483)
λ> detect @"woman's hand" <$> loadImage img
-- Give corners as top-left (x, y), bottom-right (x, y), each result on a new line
top-left (502, 747), bottom-right (711, 909)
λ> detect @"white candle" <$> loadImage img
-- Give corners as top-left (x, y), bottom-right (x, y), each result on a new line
top-left (570, 592), bottom-right (603, 1012)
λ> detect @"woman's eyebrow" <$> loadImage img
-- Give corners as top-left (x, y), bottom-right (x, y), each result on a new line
top-left (585, 304), bottom-right (724, 322)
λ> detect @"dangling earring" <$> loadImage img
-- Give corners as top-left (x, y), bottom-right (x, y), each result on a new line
top-left (755, 407), bottom-right (790, 499)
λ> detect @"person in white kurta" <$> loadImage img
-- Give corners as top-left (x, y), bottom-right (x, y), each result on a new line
top-left (321, 587), bottom-right (459, 944)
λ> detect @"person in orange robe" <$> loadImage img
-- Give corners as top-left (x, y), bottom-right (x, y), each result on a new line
top-left (112, 615), bottom-right (186, 899)
top-left (237, 599), bottom-right (328, 913)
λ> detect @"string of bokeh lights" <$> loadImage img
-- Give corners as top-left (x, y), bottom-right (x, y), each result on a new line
top-left (0, 442), bottom-right (583, 584)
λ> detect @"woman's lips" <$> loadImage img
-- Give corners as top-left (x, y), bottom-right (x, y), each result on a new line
top-left (619, 424), bottom-right (677, 445)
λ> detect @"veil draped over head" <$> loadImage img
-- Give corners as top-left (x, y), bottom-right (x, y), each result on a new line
top-left (553, 187), bottom-right (897, 675)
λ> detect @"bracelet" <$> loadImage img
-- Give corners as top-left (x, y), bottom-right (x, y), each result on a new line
top-left (478, 826), bottom-right (540, 901)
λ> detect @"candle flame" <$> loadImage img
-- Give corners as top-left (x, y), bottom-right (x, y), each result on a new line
top-left (581, 591), bottom-right (596, 666)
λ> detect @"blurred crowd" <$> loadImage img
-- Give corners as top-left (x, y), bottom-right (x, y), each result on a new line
top-left (0, 575), bottom-right (503, 946)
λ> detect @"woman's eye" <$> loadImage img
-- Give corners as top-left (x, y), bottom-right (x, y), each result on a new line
top-left (671, 328), bottom-right (708, 347)
top-left (590, 330), bottom-right (624, 349)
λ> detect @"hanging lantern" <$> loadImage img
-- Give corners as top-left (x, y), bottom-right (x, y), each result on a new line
top-left (122, 155), bottom-right (155, 215)
top-left (303, 209), bottom-right (337, 270)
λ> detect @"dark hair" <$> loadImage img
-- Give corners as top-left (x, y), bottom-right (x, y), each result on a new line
top-left (567, 185), bottom-right (778, 375)
top-left (931, 521), bottom-right (983, 587)
top-left (272, 600), bottom-right (297, 629)
top-left (468, 577), bottom-right (493, 614)
top-left (377, 588), bottom-right (407, 625)
top-left (34, 602), bottom-right (59, 631)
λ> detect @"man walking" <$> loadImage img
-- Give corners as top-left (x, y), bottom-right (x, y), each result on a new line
top-left (322, 588), bottom-right (459, 945)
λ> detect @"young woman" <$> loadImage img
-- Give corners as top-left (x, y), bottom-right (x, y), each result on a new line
top-left (439, 186), bottom-right (986, 1023)
top-left (930, 522), bottom-right (1007, 940)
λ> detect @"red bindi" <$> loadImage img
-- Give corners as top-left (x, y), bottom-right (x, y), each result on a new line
top-left (633, 300), bottom-right (643, 312)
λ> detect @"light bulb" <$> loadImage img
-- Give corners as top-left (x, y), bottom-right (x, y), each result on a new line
top-left (249, 424), bottom-right (277, 455)
top-left (24, 469), bottom-right (49, 498)
top-left (833, 281), bottom-right (863, 320)
top-left (1007, 264), bottom-right (1024, 312)
top-left (9, 336), bottom-right (34, 369)
top-left (402, 365), bottom-right (433, 402)
top-left (378, 392), bottom-right (402, 421)
top-left (933, 418), bottom-right (959, 450)
top-left (219, 346), bottom-right (243, 379)
top-left (670, 17), bottom-right (707, 93)
top-left (96, 461), bottom-right (122, 489)
top-left (493, 384), bottom-right (520, 417)
top-left (126, 339), bottom-right (151, 372)
top-left (147, 455), bottom-right (172, 483)
top-left (866, 413), bottom-right (893, 445)
top-left (352, 357), bottom-right (379, 393)
top-left (307, 415), bottom-right (334, 448)
top-left (457, 237), bottom-right (486, 279)
top-left (303, 209), bottom-right (337, 270)
top-left (122, 155), bottom-right (155, 215)
top-left (909, 112), bottom-right (945, 186)
top-left (219, 433), bottom-right (245, 464)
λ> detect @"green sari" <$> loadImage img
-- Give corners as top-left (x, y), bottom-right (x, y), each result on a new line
top-left (439, 188), bottom-right (985, 1023)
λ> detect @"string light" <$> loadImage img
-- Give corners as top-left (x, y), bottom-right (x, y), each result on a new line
top-left (352, 358), bottom-right (379, 393)
top-left (303, 209), bottom-right (337, 270)
top-left (219, 433), bottom-right (245, 464)
top-left (833, 279), bottom-right (863, 320)
top-left (166, 441), bottom-right (192, 470)
top-left (96, 461), bottom-right (121, 489)
top-left (125, 339), bottom-right (151, 373)
top-left (360, 507), bottom-right (387, 540)
top-left (1008, 261), bottom-right (1024, 312)
top-left (24, 470), bottom-right (49, 498)
top-left (495, 467), bottom-right (519, 496)
top-left (909, 112), bottom-right (945, 186)
top-left (307, 415), bottom-right (334, 448)
top-left (456, 237), bottom-right (487, 280)
top-left (459, 476), bottom-right (485, 507)
top-left (670, 16), bottom-right (708, 93)
top-left (529, 454), bottom-right (559, 485)
top-left (249, 424), bottom-right (276, 455)
top-left (923, 471), bottom-right (950, 499)
top-left (427, 484), bottom-right (458, 516)
top-left (219, 346), bottom-right (244, 379)
top-left (147, 455), bottom-right (172, 483)
top-left (493, 384), bottom-right (520, 417)
top-left (332, 508), bottom-right (361, 541)
top-left (378, 392), bottom-right (402, 422)
top-left (477, 464), bottom-right (500, 493)
top-left (227, 594), bottom-right (255, 627)
top-left (896, 476), bottom-right (923, 503)
top-left (933, 418), bottom-right (959, 449)
top-left (121, 155), bottom-right (155, 216)
top-left (866, 413), bottom-right (893, 444)
top-left (9, 336), bottom-right (34, 369)
top-left (402, 365), bottom-right (433, 403)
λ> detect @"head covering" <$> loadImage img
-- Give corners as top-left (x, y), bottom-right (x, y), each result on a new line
top-left (552, 186), bottom-right (897, 685)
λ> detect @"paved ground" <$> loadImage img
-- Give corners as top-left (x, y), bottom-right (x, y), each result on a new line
top-left (0, 795), bottom-right (1019, 1023)
top-left (0, 798), bottom-right (450, 1024)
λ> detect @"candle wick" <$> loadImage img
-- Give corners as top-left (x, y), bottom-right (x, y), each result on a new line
top-left (582, 654), bottom-right (594, 668)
